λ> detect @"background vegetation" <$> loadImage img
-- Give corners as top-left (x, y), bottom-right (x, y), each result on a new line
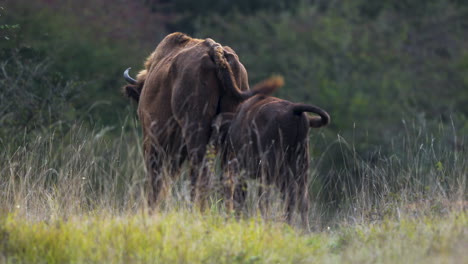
top-left (0, 0), bottom-right (467, 262)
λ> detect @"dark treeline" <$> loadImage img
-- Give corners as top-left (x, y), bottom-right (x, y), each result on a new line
top-left (1, 0), bottom-right (467, 203)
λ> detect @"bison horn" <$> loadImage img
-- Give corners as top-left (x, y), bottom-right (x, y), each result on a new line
top-left (123, 67), bottom-right (137, 84)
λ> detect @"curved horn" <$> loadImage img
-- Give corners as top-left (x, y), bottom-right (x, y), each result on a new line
top-left (292, 104), bottom-right (330, 128)
top-left (123, 67), bottom-right (137, 84)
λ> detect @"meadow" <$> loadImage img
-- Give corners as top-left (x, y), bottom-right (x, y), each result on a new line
top-left (1, 210), bottom-right (466, 263)
top-left (0, 123), bottom-right (466, 263)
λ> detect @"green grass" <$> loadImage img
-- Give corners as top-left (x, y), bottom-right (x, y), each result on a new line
top-left (1, 210), bottom-right (466, 263)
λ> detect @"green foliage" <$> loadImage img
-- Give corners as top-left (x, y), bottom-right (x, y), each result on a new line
top-left (145, 0), bottom-right (300, 33)
top-left (147, 0), bottom-right (298, 15)
top-left (1, 2), bottom-right (144, 131)
top-left (2, 0), bottom-right (467, 155)
top-left (0, 50), bottom-right (81, 144)
top-left (0, 6), bottom-right (19, 41)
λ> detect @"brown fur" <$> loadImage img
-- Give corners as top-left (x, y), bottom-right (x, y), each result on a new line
top-left (124, 32), bottom-right (282, 207)
top-left (214, 93), bottom-right (330, 225)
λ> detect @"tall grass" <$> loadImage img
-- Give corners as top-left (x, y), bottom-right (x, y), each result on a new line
top-left (312, 119), bottom-right (466, 225)
top-left (0, 122), bottom-right (146, 220)
top-left (0, 119), bottom-right (465, 226)
top-left (0, 119), bottom-right (466, 262)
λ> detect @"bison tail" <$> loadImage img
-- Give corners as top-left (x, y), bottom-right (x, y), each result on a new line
top-left (292, 104), bottom-right (330, 128)
top-left (246, 75), bottom-right (284, 98)
top-left (206, 39), bottom-right (244, 101)
top-left (206, 39), bottom-right (282, 101)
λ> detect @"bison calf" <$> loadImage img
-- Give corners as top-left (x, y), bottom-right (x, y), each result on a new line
top-left (214, 93), bottom-right (330, 226)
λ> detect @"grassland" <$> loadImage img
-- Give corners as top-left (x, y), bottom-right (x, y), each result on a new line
top-left (0, 124), bottom-right (466, 263)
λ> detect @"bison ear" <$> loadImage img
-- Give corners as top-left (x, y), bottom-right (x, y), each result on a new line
top-left (249, 75), bottom-right (284, 97)
top-left (122, 84), bottom-right (141, 102)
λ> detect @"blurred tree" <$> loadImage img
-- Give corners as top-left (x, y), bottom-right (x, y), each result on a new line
top-left (144, 0), bottom-right (300, 32)
top-left (194, 0), bottom-right (468, 155)
top-left (191, 0), bottom-right (468, 203)
top-left (2, 0), bottom-right (466, 149)
top-left (0, 49), bottom-right (81, 143)
top-left (1, 1), bottom-right (156, 127)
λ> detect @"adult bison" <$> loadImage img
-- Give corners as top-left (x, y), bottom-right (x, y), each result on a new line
top-left (123, 32), bottom-right (282, 207)
top-left (213, 93), bottom-right (330, 225)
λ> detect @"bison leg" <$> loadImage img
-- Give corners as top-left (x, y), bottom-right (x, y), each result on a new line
top-left (297, 154), bottom-right (311, 229)
top-left (189, 154), bottom-right (209, 209)
top-left (182, 121), bottom-right (214, 209)
top-left (145, 144), bottom-right (164, 208)
top-left (284, 150), bottom-right (310, 229)
top-left (285, 175), bottom-right (310, 229)
top-left (223, 158), bottom-right (236, 213)
top-left (231, 170), bottom-right (248, 214)
top-left (144, 119), bottom-right (187, 209)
